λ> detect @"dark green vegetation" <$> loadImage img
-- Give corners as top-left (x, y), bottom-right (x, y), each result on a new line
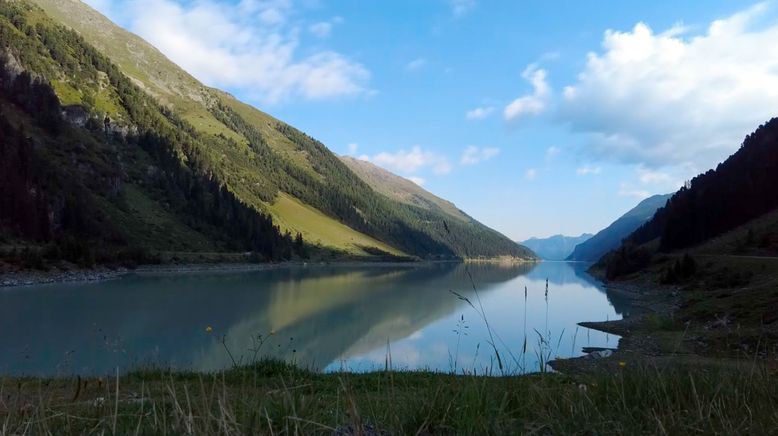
top-left (628, 118), bottom-right (778, 252)
top-left (567, 194), bottom-right (671, 262)
top-left (2, 360), bottom-right (777, 435)
top-left (594, 118), bottom-right (778, 369)
top-left (602, 118), bottom-right (778, 281)
top-left (0, 1), bottom-right (303, 266)
top-left (520, 233), bottom-right (592, 261)
top-left (0, 0), bottom-right (532, 270)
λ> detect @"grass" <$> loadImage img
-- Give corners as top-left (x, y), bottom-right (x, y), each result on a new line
top-left (267, 193), bottom-right (405, 257)
top-left (49, 80), bottom-right (81, 106)
top-left (2, 360), bottom-right (777, 435)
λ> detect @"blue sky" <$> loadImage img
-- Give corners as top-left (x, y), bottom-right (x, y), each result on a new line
top-left (87, 0), bottom-right (778, 240)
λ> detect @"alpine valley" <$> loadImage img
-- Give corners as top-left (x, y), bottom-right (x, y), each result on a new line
top-left (0, 0), bottom-right (534, 269)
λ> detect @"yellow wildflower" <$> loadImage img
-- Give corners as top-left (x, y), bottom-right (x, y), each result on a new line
top-left (205, 325), bottom-right (213, 333)
top-left (618, 361), bottom-right (626, 368)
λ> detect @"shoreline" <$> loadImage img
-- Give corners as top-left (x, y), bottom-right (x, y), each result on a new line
top-left (549, 276), bottom-right (687, 375)
top-left (0, 258), bottom-right (482, 288)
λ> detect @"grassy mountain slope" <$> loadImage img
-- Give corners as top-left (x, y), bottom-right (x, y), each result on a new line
top-left (567, 194), bottom-right (671, 262)
top-left (3, 0), bottom-right (532, 261)
top-left (521, 234), bottom-right (592, 261)
top-left (0, 1), bottom-right (308, 266)
top-left (339, 156), bottom-right (470, 222)
top-left (30, 0), bottom-right (387, 256)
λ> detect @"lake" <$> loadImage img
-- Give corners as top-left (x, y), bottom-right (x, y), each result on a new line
top-left (0, 262), bottom-right (631, 376)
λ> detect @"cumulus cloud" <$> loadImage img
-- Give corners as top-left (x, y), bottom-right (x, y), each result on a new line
top-left (576, 165), bottom-right (601, 176)
top-left (346, 143), bottom-right (359, 155)
top-left (461, 146), bottom-right (500, 165)
top-left (504, 65), bottom-right (550, 122)
top-left (367, 146), bottom-right (452, 175)
top-left (525, 168), bottom-right (537, 180)
top-left (465, 106), bottom-right (494, 120)
top-left (561, 3), bottom-right (778, 169)
top-left (105, 0), bottom-right (370, 103)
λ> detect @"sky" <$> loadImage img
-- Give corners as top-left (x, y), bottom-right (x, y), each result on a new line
top-left (85, 0), bottom-right (778, 241)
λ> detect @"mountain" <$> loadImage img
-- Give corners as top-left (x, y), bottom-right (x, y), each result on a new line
top-left (625, 118), bottom-right (778, 253)
top-left (0, 0), bottom-right (534, 265)
top-left (520, 234), bottom-right (592, 261)
top-left (566, 194), bottom-right (672, 262)
top-left (339, 156), bottom-right (470, 222)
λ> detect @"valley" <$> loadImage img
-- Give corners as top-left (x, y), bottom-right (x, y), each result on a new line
top-left (1, 0), bottom-right (778, 434)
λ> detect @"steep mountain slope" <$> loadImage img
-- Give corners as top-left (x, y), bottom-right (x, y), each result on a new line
top-left (339, 156), bottom-right (470, 222)
top-left (595, 120), bottom-right (778, 342)
top-left (0, 0), bottom-right (532, 261)
top-left (567, 194), bottom-right (671, 262)
top-left (521, 234), bottom-right (592, 261)
top-left (0, 3), bottom-right (303, 265)
top-left (626, 118), bottom-right (778, 253)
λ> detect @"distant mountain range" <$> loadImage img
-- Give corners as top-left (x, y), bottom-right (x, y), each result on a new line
top-left (566, 194), bottom-right (672, 262)
top-left (0, 0), bottom-right (534, 265)
top-left (520, 234), bottom-right (592, 261)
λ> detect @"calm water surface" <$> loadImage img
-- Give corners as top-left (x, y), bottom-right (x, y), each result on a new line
top-left (0, 262), bottom-right (632, 376)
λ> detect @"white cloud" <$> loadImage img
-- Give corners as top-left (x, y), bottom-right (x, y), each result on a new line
top-left (407, 176), bottom-right (426, 186)
top-left (618, 183), bottom-right (650, 200)
top-left (546, 146), bottom-right (561, 160)
top-left (635, 165), bottom-right (687, 193)
top-left (405, 58), bottom-right (427, 72)
top-left (637, 167), bottom-right (673, 185)
top-left (111, 0), bottom-right (370, 103)
top-left (450, 0), bottom-right (476, 17)
top-left (308, 21), bottom-right (332, 38)
top-left (561, 3), bottom-right (778, 169)
top-left (465, 106), bottom-right (494, 120)
top-left (461, 146), bottom-right (500, 165)
top-left (576, 165), bottom-right (601, 176)
top-left (346, 143), bottom-right (359, 155)
top-left (367, 146), bottom-right (452, 175)
top-left (525, 168), bottom-right (537, 180)
top-left (504, 65), bottom-right (550, 122)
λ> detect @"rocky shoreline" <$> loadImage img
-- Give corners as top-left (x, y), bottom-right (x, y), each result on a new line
top-left (0, 267), bottom-right (129, 288)
top-left (549, 278), bottom-right (681, 375)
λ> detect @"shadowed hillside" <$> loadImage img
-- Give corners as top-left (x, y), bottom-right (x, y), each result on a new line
top-left (567, 194), bottom-right (671, 262)
top-left (626, 118), bottom-right (778, 252)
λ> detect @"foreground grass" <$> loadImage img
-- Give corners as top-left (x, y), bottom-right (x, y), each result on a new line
top-left (2, 361), bottom-right (777, 435)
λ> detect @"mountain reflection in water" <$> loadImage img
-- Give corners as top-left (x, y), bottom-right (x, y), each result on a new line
top-left (0, 262), bottom-right (625, 376)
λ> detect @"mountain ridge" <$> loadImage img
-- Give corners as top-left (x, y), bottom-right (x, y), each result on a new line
top-left (0, 0), bottom-right (534, 265)
top-left (566, 194), bottom-right (672, 262)
top-left (338, 156), bottom-right (471, 223)
top-left (624, 118), bottom-right (778, 254)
